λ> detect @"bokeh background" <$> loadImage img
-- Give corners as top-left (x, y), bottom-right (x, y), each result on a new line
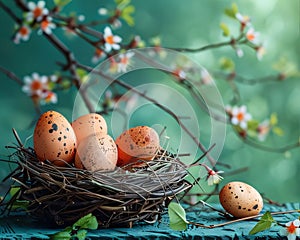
top-left (0, 0), bottom-right (299, 202)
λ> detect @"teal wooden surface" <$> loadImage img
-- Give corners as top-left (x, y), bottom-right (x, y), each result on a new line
top-left (0, 203), bottom-right (299, 239)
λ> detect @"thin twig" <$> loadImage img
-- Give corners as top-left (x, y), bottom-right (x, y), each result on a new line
top-left (189, 209), bottom-right (300, 229)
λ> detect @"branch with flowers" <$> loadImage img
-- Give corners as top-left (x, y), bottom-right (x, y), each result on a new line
top-left (0, 0), bottom-right (299, 223)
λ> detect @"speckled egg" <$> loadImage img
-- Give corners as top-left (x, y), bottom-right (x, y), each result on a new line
top-left (115, 126), bottom-right (160, 167)
top-left (219, 181), bottom-right (263, 218)
top-left (75, 133), bottom-right (118, 171)
top-left (33, 110), bottom-right (77, 166)
top-left (72, 113), bottom-right (107, 143)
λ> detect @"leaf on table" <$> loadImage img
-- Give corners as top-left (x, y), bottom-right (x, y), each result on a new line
top-left (249, 211), bottom-right (275, 235)
top-left (76, 229), bottom-right (88, 240)
top-left (73, 213), bottom-right (98, 230)
top-left (168, 202), bottom-right (188, 231)
top-left (50, 230), bottom-right (71, 240)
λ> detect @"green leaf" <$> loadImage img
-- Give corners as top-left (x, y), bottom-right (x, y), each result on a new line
top-left (121, 5), bottom-right (135, 26)
top-left (269, 113), bottom-right (278, 126)
top-left (54, 0), bottom-right (72, 8)
top-left (73, 213), bottom-right (98, 230)
top-left (224, 3), bottom-right (239, 19)
top-left (10, 186), bottom-right (20, 197)
top-left (115, 0), bottom-right (131, 10)
top-left (220, 22), bottom-right (230, 36)
top-left (249, 211), bottom-right (275, 235)
top-left (272, 127), bottom-right (284, 136)
top-left (11, 200), bottom-right (29, 211)
top-left (50, 230), bottom-right (71, 240)
top-left (76, 230), bottom-right (87, 240)
top-left (76, 68), bottom-right (88, 84)
top-left (247, 119), bottom-right (260, 131)
top-left (168, 202), bottom-right (188, 231)
top-left (219, 57), bottom-right (235, 71)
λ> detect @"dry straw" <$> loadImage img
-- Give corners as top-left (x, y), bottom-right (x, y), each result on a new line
top-left (0, 129), bottom-right (191, 228)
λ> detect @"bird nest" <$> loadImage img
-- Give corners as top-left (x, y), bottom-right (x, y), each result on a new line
top-left (0, 135), bottom-right (192, 228)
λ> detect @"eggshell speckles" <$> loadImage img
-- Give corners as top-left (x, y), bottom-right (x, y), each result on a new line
top-left (34, 110), bottom-right (77, 166)
top-left (115, 126), bottom-right (160, 167)
top-left (72, 113), bottom-right (107, 143)
top-left (219, 181), bottom-right (263, 218)
top-left (75, 134), bottom-right (118, 171)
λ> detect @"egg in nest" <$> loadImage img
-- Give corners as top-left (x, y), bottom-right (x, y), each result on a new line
top-left (71, 113), bottom-right (107, 143)
top-left (33, 110), bottom-right (77, 166)
top-left (75, 133), bottom-right (118, 171)
top-left (115, 126), bottom-right (160, 167)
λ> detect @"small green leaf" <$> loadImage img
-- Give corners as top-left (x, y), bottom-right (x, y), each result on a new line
top-left (76, 229), bottom-right (87, 240)
top-left (73, 213), bottom-right (98, 230)
top-left (220, 22), bottom-right (230, 36)
top-left (272, 127), bottom-right (284, 136)
top-left (249, 211), bottom-right (275, 235)
top-left (224, 3), bottom-right (239, 19)
top-left (247, 119), bottom-right (260, 131)
top-left (219, 57), bottom-right (235, 71)
top-left (231, 3), bottom-right (239, 14)
top-left (168, 202), bottom-right (188, 231)
top-left (54, 0), bottom-right (72, 8)
top-left (11, 200), bottom-right (29, 211)
top-left (115, 0), bottom-right (131, 10)
top-left (10, 186), bottom-right (20, 197)
top-left (269, 113), bottom-right (278, 126)
top-left (50, 230), bottom-right (71, 240)
top-left (121, 5), bottom-right (135, 26)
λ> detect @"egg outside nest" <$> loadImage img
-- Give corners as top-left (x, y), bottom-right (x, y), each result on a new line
top-left (219, 181), bottom-right (263, 218)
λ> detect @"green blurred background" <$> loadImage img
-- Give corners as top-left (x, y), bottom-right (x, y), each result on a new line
top-left (0, 0), bottom-right (299, 202)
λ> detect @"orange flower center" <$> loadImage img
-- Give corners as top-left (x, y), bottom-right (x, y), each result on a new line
top-left (287, 222), bottom-right (296, 234)
top-left (31, 80), bottom-right (42, 91)
top-left (33, 7), bottom-right (43, 18)
top-left (41, 20), bottom-right (49, 30)
top-left (247, 33), bottom-right (255, 41)
top-left (45, 92), bottom-right (54, 102)
top-left (105, 35), bottom-right (114, 44)
top-left (19, 26), bottom-right (29, 36)
top-left (237, 112), bottom-right (244, 121)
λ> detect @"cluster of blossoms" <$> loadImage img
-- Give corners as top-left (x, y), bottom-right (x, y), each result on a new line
top-left (225, 105), bottom-right (282, 141)
top-left (280, 219), bottom-right (300, 240)
top-left (14, 1), bottom-right (56, 44)
top-left (234, 12), bottom-right (265, 60)
top-left (22, 73), bottom-right (58, 105)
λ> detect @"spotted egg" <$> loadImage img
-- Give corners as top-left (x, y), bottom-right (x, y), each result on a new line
top-left (33, 110), bottom-right (77, 166)
top-left (75, 133), bottom-right (118, 171)
top-left (219, 181), bottom-right (263, 218)
top-left (72, 113), bottom-right (107, 144)
top-left (115, 126), bottom-right (160, 167)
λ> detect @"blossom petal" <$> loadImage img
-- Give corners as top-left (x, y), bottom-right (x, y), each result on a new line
top-left (113, 35), bottom-right (122, 43)
top-left (27, 2), bottom-right (36, 10)
top-left (104, 27), bottom-right (112, 37)
top-left (104, 43), bottom-right (112, 52)
top-left (37, 1), bottom-right (45, 8)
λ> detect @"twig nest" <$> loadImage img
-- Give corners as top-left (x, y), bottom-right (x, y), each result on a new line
top-left (71, 113), bottom-right (107, 143)
top-left (115, 126), bottom-right (160, 167)
top-left (219, 181), bottom-right (263, 218)
top-left (33, 110), bottom-right (77, 166)
top-left (75, 133), bottom-right (118, 171)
